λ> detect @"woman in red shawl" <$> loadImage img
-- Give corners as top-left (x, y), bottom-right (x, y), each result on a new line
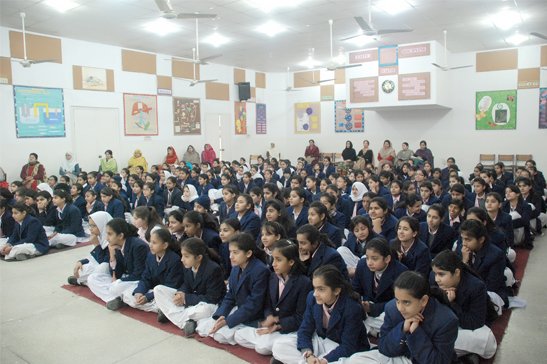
top-left (304, 139), bottom-right (320, 165)
top-left (201, 144), bottom-right (216, 166)
top-left (20, 153), bottom-right (46, 190)
top-left (163, 146), bottom-right (179, 165)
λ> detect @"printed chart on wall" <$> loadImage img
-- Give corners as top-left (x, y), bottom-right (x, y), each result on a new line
top-left (13, 85), bottom-right (65, 138)
top-left (295, 102), bottom-right (321, 134)
top-left (540, 88), bottom-right (547, 129)
top-left (235, 101), bottom-right (247, 135)
top-left (173, 97), bottom-right (201, 135)
top-left (334, 100), bottom-right (364, 133)
top-left (123, 93), bottom-right (158, 136)
top-left (256, 103), bottom-right (267, 134)
top-left (475, 90), bottom-right (517, 130)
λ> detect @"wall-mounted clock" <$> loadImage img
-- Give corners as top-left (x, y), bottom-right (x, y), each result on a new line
top-left (382, 80), bottom-right (395, 94)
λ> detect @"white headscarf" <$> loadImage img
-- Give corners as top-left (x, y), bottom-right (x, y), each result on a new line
top-left (89, 211), bottom-right (113, 249)
top-left (61, 152), bottom-right (78, 173)
top-left (182, 184), bottom-right (199, 202)
top-left (37, 183), bottom-right (53, 195)
top-left (350, 182), bottom-right (368, 202)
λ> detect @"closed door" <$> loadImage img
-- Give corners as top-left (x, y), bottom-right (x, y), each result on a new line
top-left (204, 113), bottom-right (230, 161)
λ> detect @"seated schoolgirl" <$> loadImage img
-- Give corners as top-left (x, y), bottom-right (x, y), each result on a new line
top-left (68, 211), bottom-right (113, 285)
top-left (326, 185), bottom-right (352, 227)
top-left (218, 185), bottom-right (238, 223)
top-left (368, 175), bottom-right (390, 197)
top-left (47, 189), bottom-right (85, 248)
top-left (84, 189), bottom-right (104, 222)
top-left (386, 180), bottom-right (404, 211)
top-left (486, 192), bottom-right (515, 261)
top-left (431, 250), bottom-right (497, 360)
top-left (368, 197), bottom-right (399, 241)
top-left (445, 198), bottom-right (465, 232)
top-left (271, 265), bottom-right (370, 364)
top-left (349, 182), bottom-right (367, 218)
top-left (120, 229), bottom-right (184, 312)
top-left (181, 184), bottom-right (199, 212)
top-left (108, 180), bottom-right (131, 212)
top-left (167, 210), bottom-right (185, 241)
top-left (296, 224), bottom-right (348, 280)
top-left (419, 181), bottom-right (439, 210)
top-left (305, 176), bottom-right (321, 202)
top-left (0, 198), bottom-right (15, 242)
top-left (0, 202), bottom-right (49, 261)
top-left (458, 220), bottom-right (508, 311)
top-left (183, 210), bottom-right (221, 252)
top-left (130, 180), bottom-right (146, 210)
top-left (154, 237), bottom-right (226, 335)
top-left (235, 240), bottom-right (312, 356)
top-left (418, 203), bottom-right (457, 257)
top-left (316, 193), bottom-right (344, 232)
top-left (502, 185), bottom-right (533, 249)
top-left (35, 191), bottom-right (56, 226)
top-left (87, 218), bottom-right (148, 308)
top-left (470, 177), bottom-right (488, 209)
top-left (143, 182), bottom-right (165, 218)
top-left (337, 216), bottom-right (379, 275)
top-left (263, 199), bottom-right (296, 239)
top-left (249, 187), bottom-right (265, 218)
top-left (70, 183), bottom-right (86, 217)
top-left (162, 176), bottom-right (183, 215)
top-left (347, 271), bottom-right (458, 364)
top-left (197, 173), bottom-right (214, 197)
top-left (100, 187), bottom-right (124, 219)
top-left (390, 216), bottom-right (431, 277)
top-left (259, 221), bottom-right (286, 267)
top-left (308, 201), bottom-right (343, 247)
top-left (394, 194), bottom-right (426, 222)
top-left (132, 206), bottom-right (164, 244)
top-left (352, 237), bottom-right (408, 337)
top-left (238, 172), bottom-right (255, 194)
top-left (287, 187), bottom-right (309, 230)
top-left (517, 176), bottom-right (547, 233)
top-left (196, 232), bottom-right (270, 345)
top-left (230, 194), bottom-right (261, 239)
top-left (218, 218), bottom-right (241, 277)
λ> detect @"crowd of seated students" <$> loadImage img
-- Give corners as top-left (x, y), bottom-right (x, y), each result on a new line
top-left (0, 143), bottom-right (545, 364)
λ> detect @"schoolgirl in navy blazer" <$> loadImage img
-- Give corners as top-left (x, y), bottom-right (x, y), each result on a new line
top-left (379, 214), bottom-right (399, 241)
top-left (344, 230), bottom-right (379, 259)
top-left (389, 238), bottom-right (431, 277)
top-left (201, 227), bottom-right (222, 252)
top-left (352, 258), bottom-right (408, 317)
top-left (394, 207), bottom-right (427, 223)
top-left (218, 201), bottom-right (236, 223)
top-left (111, 236), bottom-right (149, 282)
top-left (213, 257), bottom-right (270, 328)
top-left (297, 291), bottom-right (370, 362)
top-left (104, 198), bottom-right (125, 219)
top-left (178, 256), bottom-right (226, 306)
top-left (306, 243), bottom-right (349, 280)
top-left (73, 195), bottom-right (86, 218)
top-left (287, 205), bottom-right (309, 230)
top-left (145, 194), bottom-right (165, 218)
top-left (492, 211), bottom-right (514, 247)
top-left (502, 197), bottom-right (532, 246)
top-left (230, 210), bottom-right (261, 240)
top-left (131, 194), bottom-right (146, 210)
top-left (53, 203), bottom-right (85, 237)
top-left (419, 221), bottom-right (457, 256)
top-left (319, 222), bottom-right (343, 247)
top-left (132, 249), bottom-right (184, 302)
top-left (8, 214), bottom-right (49, 254)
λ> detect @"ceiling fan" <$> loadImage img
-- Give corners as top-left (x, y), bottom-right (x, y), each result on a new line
top-left (284, 67), bottom-right (302, 92)
top-left (530, 32), bottom-right (547, 41)
top-left (324, 19), bottom-right (361, 72)
top-left (432, 30), bottom-right (473, 71)
top-left (342, 0), bottom-right (413, 41)
top-left (172, 18), bottom-right (222, 65)
top-left (179, 48), bottom-right (218, 87)
top-left (154, 0), bottom-right (217, 19)
top-left (11, 12), bottom-right (57, 68)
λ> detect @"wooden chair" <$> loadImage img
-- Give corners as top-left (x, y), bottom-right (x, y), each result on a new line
top-left (515, 154), bottom-right (532, 169)
top-left (479, 154), bottom-right (496, 170)
top-left (333, 153), bottom-right (343, 163)
top-left (497, 154), bottom-right (515, 174)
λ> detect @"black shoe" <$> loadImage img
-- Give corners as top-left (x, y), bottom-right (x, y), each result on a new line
top-left (157, 310), bottom-right (168, 323)
top-left (54, 243), bottom-right (66, 249)
top-left (67, 276), bottom-right (80, 286)
top-left (106, 297), bottom-right (125, 311)
top-left (270, 358), bottom-right (284, 364)
top-left (15, 254), bottom-right (29, 261)
top-left (183, 319), bottom-right (197, 337)
top-left (458, 353), bottom-right (480, 364)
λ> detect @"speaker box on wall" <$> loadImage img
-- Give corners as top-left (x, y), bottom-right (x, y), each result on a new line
top-left (238, 82), bottom-right (251, 101)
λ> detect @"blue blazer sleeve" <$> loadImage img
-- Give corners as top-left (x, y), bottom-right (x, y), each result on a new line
top-left (118, 238), bottom-right (149, 282)
top-left (240, 211), bottom-right (261, 239)
top-left (134, 253), bottom-right (155, 298)
top-left (110, 199), bottom-right (125, 219)
top-left (182, 259), bottom-right (226, 306)
top-left (296, 292), bottom-right (318, 352)
top-left (277, 275), bottom-right (312, 333)
top-left (450, 273), bottom-right (487, 330)
top-left (378, 300), bottom-right (409, 358)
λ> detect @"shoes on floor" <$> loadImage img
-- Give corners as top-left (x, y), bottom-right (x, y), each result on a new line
top-left (15, 254), bottom-right (29, 261)
top-left (54, 243), bottom-right (67, 249)
top-left (183, 319), bottom-right (197, 337)
top-left (457, 353), bottom-right (480, 364)
top-left (67, 276), bottom-right (80, 286)
top-left (270, 358), bottom-right (284, 364)
top-left (106, 297), bottom-right (125, 311)
top-left (157, 310), bottom-right (168, 323)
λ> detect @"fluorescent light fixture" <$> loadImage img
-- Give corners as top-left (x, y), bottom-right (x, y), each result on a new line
top-left (346, 34), bottom-right (375, 47)
top-left (299, 56), bottom-right (320, 69)
top-left (376, 0), bottom-right (412, 16)
top-left (203, 32), bottom-right (230, 47)
top-left (246, 0), bottom-right (306, 13)
top-left (333, 53), bottom-right (346, 65)
top-left (255, 20), bottom-right (287, 37)
top-left (489, 9), bottom-right (522, 30)
top-left (45, 0), bottom-right (79, 13)
top-left (506, 33), bottom-right (528, 45)
top-left (143, 18), bottom-right (181, 36)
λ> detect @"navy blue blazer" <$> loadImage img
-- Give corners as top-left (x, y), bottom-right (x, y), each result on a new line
top-left (218, 201), bottom-right (235, 223)
top-left (53, 203), bottom-right (85, 237)
top-left (502, 199), bottom-right (532, 245)
top-left (380, 215), bottom-right (399, 241)
top-left (201, 227), bottom-right (222, 252)
top-left (111, 236), bottom-right (149, 282)
top-left (79, 244), bottom-right (109, 266)
top-left (73, 195), bottom-right (86, 218)
top-left (379, 298), bottom-right (458, 364)
top-left (322, 164), bottom-right (336, 178)
top-left (389, 238), bottom-right (431, 277)
top-left (419, 222), bottom-right (457, 256)
top-left (352, 258), bottom-right (408, 317)
top-left (307, 243), bottom-right (349, 280)
top-left (344, 230), bottom-right (379, 258)
top-left (493, 211), bottom-right (514, 247)
top-left (145, 194), bottom-right (165, 217)
top-left (263, 273), bottom-right (312, 333)
top-left (330, 211), bottom-right (347, 230)
top-left (441, 194), bottom-right (474, 211)
top-left (394, 208), bottom-right (427, 223)
top-left (430, 270), bottom-right (488, 330)
top-left (178, 256), bottom-right (226, 306)
top-left (297, 292), bottom-right (370, 362)
top-left (337, 198), bottom-right (353, 228)
top-left (84, 182), bottom-right (104, 195)
top-left (104, 198), bottom-right (125, 219)
top-left (197, 183), bottom-right (214, 197)
top-left (213, 257), bottom-right (270, 328)
top-left (385, 195), bottom-right (404, 210)
top-left (84, 200), bottom-right (104, 222)
top-left (319, 222), bottom-right (343, 247)
top-left (130, 194), bottom-right (147, 210)
top-left (230, 210), bottom-right (261, 239)
top-left (8, 215), bottom-right (49, 254)
top-left (237, 181), bottom-right (256, 194)
top-left (287, 206), bottom-right (309, 230)
top-left (37, 206), bottom-right (57, 227)
top-left (163, 187), bottom-right (183, 209)
top-left (133, 250), bottom-right (184, 301)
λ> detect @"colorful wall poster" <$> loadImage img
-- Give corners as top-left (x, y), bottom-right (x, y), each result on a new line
top-left (13, 85), bottom-right (66, 138)
top-left (540, 88), bottom-right (547, 129)
top-left (294, 102), bottom-right (321, 134)
top-left (475, 90), bottom-right (517, 130)
top-left (123, 93), bottom-right (158, 136)
top-left (334, 100), bottom-right (364, 133)
top-left (173, 97), bottom-right (201, 135)
top-left (235, 101), bottom-right (247, 135)
top-left (256, 103), bottom-right (267, 134)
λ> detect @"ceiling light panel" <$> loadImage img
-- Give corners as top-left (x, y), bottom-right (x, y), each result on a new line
top-left (246, 0), bottom-right (308, 13)
top-left (143, 18), bottom-right (181, 36)
top-left (45, 0), bottom-right (80, 13)
top-left (203, 32), bottom-right (230, 47)
top-left (489, 9), bottom-right (523, 30)
top-left (506, 33), bottom-right (528, 45)
top-left (376, 0), bottom-right (413, 16)
top-left (255, 20), bottom-right (287, 37)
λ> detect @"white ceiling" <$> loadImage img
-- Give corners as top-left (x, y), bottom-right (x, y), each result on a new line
top-left (1, 0), bottom-right (546, 72)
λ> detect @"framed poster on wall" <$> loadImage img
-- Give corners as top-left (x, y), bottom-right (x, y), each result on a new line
top-left (235, 101), bottom-right (247, 135)
top-left (173, 97), bottom-right (201, 135)
top-left (256, 103), bottom-right (267, 134)
top-left (475, 90), bottom-right (517, 130)
top-left (295, 102), bottom-right (321, 134)
top-left (334, 100), bottom-right (364, 133)
top-left (123, 93), bottom-right (158, 136)
top-left (540, 88), bottom-right (547, 129)
top-left (13, 85), bottom-right (66, 138)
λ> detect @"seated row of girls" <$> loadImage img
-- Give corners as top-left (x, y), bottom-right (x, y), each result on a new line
top-left (43, 189), bottom-right (85, 248)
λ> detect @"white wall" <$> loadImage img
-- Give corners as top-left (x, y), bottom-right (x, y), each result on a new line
top-left (1, 25), bottom-right (545, 181)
